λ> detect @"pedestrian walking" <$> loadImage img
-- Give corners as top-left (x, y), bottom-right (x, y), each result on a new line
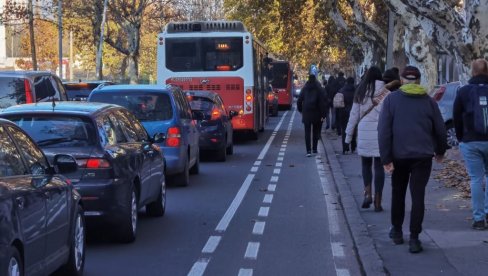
top-left (335, 77), bottom-right (356, 154)
top-left (335, 72), bottom-right (347, 135)
top-left (378, 65), bottom-right (447, 253)
top-left (345, 66), bottom-right (387, 211)
top-left (327, 76), bottom-right (338, 131)
top-left (453, 58), bottom-right (488, 230)
top-left (297, 74), bottom-right (327, 157)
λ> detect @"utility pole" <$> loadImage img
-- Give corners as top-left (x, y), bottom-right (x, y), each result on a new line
top-left (96, 0), bottom-right (109, 80)
top-left (386, 10), bottom-right (395, 69)
top-left (28, 0), bottom-right (38, 70)
top-left (58, 0), bottom-right (63, 79)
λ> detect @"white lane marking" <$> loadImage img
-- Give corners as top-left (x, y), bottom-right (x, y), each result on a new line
top-left (254, 161), bottom-right (261, 166)
top-left (277, 157), bottom-right (284, 161)
top-left (331, 242), bottom-right (345, 257)
top-left (279, 148), bottom-right (286, 152)
top-left (270, 176), bottom-right (279, 182)
top-left (275, 162), bottom-right (282, 167)
top-left (273, 168), bottom-right (281, 174)
top-left (336, 269), bottom-right (351, 276)
top-left (215, 174), bottom-right (255, 232)
top-left (257, 111), bottom-right (289, 160)
top-left (252, 221), bottom-right (266, 235)
top-left (202, 236), bottom-right (221, 254)
top-left (258, 206), bottom-right (269, 217)
top-left (238, 269), bottom-right (253, 276)
top-left (283, 141), bottom-right (288, 144)
top-left (267, 184), bottom-right (276, 192)
top-left (263, 194), bottom-right (273, 204)
top-left (187, 259), bottom-right (209, 276)
top-left (250, 166), bottom-right (259, 172)
top-left (278, 152), bottom-right (285, 156)
top-left (281, 144), bottom-right (287, 148)
top-left (244, 242), bottom-right (260, 259)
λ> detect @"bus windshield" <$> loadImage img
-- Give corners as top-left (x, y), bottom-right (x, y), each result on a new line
top-left (271, 62), bottom-right (290, 89)
top-left (165, 37), bottom-right (243, 72)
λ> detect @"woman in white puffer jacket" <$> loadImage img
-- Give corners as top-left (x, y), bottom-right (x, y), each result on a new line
top-left (345, 66), bottom-right (387, 212)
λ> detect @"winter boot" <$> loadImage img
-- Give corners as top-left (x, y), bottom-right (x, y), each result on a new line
top-left (374, 193), bottom-right (383, 212)
top-left (361, 185), bottom-right (373, 208)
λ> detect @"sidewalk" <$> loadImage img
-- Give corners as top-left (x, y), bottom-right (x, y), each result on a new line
top-left (321, 130), bottom-right (488, 276)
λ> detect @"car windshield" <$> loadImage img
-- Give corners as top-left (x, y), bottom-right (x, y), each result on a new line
top-left (188, 96), bottom-right (214, 117)
top-left (0, 77), bottom-right (26, 109)
top-left (5, 115), bottom-right (96, 148)
top-left (90, 92), bottom-right (173, 121)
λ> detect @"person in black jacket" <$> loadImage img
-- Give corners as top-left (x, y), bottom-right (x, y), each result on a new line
top-left (378, 65), bottom-right (447, 254)
top-left (337, 77), bottom-right (356, 154)
top-left (297, 74), bottom-right (327, 157)
top-left (453, 58), bottom-right (488, 230)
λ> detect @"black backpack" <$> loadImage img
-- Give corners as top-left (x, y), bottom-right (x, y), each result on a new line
top-left (469, 84), bottom-right (488, 135)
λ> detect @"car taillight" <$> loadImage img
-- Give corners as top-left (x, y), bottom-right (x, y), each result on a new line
top-left (76, 158), bottom-right (111, 169)
top-left (210, 108), bottom-right (221, 120)
top-left (166, 127), bottom-right (181, 147)
top-left (267, 93), bottom-right (274, 101)
top-left (24, 79), bottom-right (33, 103)
top-left (433, 87), bottom-right (446, 101)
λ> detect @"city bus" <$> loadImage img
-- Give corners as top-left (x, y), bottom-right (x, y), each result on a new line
top-left (157, 21), bottom-right (270, 139)
top-left (270, 60), bottom-right (293, 110)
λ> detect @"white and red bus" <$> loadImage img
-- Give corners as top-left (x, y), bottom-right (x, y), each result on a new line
top-left (270, 61), bottom-right (293, 110)
top-left (157, 21), bottom-right (270, 138)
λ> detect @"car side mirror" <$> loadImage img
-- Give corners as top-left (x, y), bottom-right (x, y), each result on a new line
top-left (229, 110), bottom-right (238, 119)
top-left (53, 154), bottom-right (78, 174)
top-left (153, 132), bottom-right (166, 143)
top-left (192, 110), bottom-right (205, 121)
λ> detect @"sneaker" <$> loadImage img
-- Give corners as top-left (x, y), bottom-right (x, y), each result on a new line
top-left (472, 220), bottom-right (486, 230)
top-left (389, 227), bottom-right (404, 244)
top-left (409, 239), bottom-right (423, 253)
top-left (306, 152), bottom-right (312, 157)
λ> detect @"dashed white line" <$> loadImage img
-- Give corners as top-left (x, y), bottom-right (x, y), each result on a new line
top-left (331, 242), bottom-right (345, 257)
top-left (187, 259), bottom-right (209, 276)
top-left (244, 242), bottom-right (260, 259)
top-left (270, 176), bottom-right (279, 182)
top-left (273, 168), bottom-right (281, 174)
top-left (267, 184), bottom-right (276, 192)
top-left (250, 166), bottom-right (259, 172)
top-left (336, 269), bottom-right (351, 276)
top-left (275, 162), bottom-right (282, 167)
top-left (202, 236), bottom-right (221, 254)
top-left (238, 268), bottom-right (253, 276)
top-left (257, 111), bottom-right (289, 160)
top-left (279, 148), bottom-right (286, 152)
top-left (252, 221), bottom-right (266, 235)
top-left (277, 157), bottom-right (284, 161)
top-left (254, 161), bottom-right (261, 166)
top-left (278, 152), bottom-right (285, 156)
top-left (258, 206), bottom-right (270, 217)
top-left (263, 194), bottom-right (273, 204)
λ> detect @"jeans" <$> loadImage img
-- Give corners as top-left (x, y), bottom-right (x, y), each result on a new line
top-left (304, 121), bottom-right (321, 153)
top-left (391, 158), bottom-right (432, 238)
top-left (459, 142), bottom-right (488, 222)
top-left (361, 157), bottom-right (384, 194)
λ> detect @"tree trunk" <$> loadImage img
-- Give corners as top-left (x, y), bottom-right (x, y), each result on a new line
top-left (128, 54), bottom-right (138, 84)
top-left (28, 0), bottom-right (37, 70)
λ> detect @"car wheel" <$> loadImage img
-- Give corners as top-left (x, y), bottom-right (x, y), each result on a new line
top-left (146, 177), bottom-right (166, 217)
top-left (57, 205), bottom-right (85, 276)
top-left (189, 152), bottom-right (199, 175)
top-left (117, 186), bottom-right (138, 243)
top-left (174, 159), bottom-right (190, 186)
top-left (6, 247), bottom-right (22, 276)
top-left (446, 123), bottom-right (459, 148)
top-left (217, 145), bottom-right (226, 162)
top-left (226, 142), bottom-right (234, 155)
top-left (249, 131), bottom-right (258, 140)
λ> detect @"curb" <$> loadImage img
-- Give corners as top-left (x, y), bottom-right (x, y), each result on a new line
top-left (320, 136), bottom-right (387, 276)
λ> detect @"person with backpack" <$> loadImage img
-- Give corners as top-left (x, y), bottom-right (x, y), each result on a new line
top-left (378, 65), bottom-right (447, 253)
top-left (334, 72), bottom-right (347, 135)
top-left (345, 66), bottom-right (387, 212)
top-left (335, 77), bottom-right (356, 154)
top-left (297, 74), bottom-right (327, 157)
top-left (453, 58), bottom-right (488, 230)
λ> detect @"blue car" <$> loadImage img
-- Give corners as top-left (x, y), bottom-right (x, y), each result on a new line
top-left (89, 85), bottom-right (200, 186)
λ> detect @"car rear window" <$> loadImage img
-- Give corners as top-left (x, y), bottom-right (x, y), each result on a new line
top-left (188, 96), bottom-right (214, 116)
top-left (0, 77), bottom-right (26, 109)
top-left (90, 92), bottom-right (173, 121)
top-left (4, 115), bottom-right (96, 148)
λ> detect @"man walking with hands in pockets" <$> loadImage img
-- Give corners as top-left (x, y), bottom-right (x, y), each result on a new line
top-left (378, 65), bottom-right (448, 253)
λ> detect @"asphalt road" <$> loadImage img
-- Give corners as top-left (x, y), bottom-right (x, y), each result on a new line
top-left (83, 109), bottom-right (362, 276)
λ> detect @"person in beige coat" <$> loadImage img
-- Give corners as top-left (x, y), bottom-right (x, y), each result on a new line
top-left (345, 66), bottom-right (388, 211)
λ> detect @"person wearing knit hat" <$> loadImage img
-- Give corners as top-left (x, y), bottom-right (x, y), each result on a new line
top-left (378, 65), bottom-right (447, 253)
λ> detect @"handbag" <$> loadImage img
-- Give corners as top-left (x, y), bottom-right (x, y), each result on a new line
top-left (359, 89), bottom-right (390, 121)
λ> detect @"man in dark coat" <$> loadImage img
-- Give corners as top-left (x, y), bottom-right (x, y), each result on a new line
top-left (453, 58), bottom-right (488, 230)
top-left (297, 74), bottom-right (327, 156)
top-left (337, 77), bottom-right (356, 154)
top-left (378, 65), bottom-right (447, 253)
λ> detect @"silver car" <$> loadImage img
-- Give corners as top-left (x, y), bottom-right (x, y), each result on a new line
top-left (432, 81), bottom-right (462, 147)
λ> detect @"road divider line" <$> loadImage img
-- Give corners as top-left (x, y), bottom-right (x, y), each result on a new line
top-left (275, 162), bottom-right (282, 167)
top-left (258, 207), bottom-right (269, 217)
top-left (270, 176), bottom-right (279, 182)
top-left (277, 157), bottom-right (284, 161)
top-left (252, 221), bottom-right (266, 235)
top-left (244, 242), bottom-right (260, 259)
top-left (238, 268), bottom-right (253, 276)
top-left (336, 269), bottom-right (351, 276)
top-left (267, 184), bottom-right (276, 192)
top-left (331, 242), bottom-right (345, 257)
top-left (273, 168), bottom-right (281, 174)
top-left (187, 259), bottom-right (209, 276)
top-left (257, 111), bottom-right (289, 160)
top-left (263, 194), bottom-right (273, 204)
top-left (254, 161), bottom-right (261, 166)
top-left (202, 236), bottom-right (221, 254)
top-left (250, 166), bottom-right (259, 172)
